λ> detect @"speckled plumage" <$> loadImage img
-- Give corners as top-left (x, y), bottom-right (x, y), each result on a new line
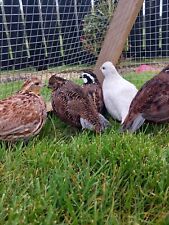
top-left (121, 65), bottom-right (169, 132)
top-left (80, 70), bottom-right (104, 114)
top-left (48, 75), bottom-right (109, 133)
top-left (0, 77), bottom-right (47, 141)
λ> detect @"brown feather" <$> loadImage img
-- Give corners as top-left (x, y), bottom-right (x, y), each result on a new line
top-left (80, 71), bottom-right (105, 114)
top-left (48, 75), bottom-right (104, 133)
top-left (82, 83), bottom-right (104, 113)
top-left (122, 65), bottom-right (169, 131)
top-left (0, 77), bottom-right (47, 141)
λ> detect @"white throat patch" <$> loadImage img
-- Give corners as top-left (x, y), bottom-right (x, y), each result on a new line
top-left (82, 73), bottom-right (95, 83)
top-left (83, 78), bottom-right (88, 84)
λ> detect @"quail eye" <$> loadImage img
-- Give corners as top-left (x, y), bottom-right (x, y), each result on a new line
top-left (102, 67), bottom-right (105, 70)
top-left (35, 82), bottom-right (40, 85)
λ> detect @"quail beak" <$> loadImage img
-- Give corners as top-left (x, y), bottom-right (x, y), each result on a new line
top-left (47, 84), bottom-right (52, 89)
top-left (42, 83), bottom-right (48, 88)
top-left (79, 75), bottom-right (83, 79)
top-left (41, 83), bottom-right (46, 87)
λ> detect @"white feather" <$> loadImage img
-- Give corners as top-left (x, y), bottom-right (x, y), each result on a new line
top-left (81, 72), bottom-right (95, 84)
top-left (101, 61), bottom-right (138, 123)
top-left (82, 77), bottom-right (88, 84)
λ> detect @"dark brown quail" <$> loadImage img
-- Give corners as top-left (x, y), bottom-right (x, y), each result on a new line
top-left (48, 75), bottom-right (109, 133)
top-left (80, 70), bottom-right (105, 114)
top-left (121, 65), bottom-right (169, 132)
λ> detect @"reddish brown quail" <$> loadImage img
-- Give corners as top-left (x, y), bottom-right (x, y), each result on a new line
top-left (0, 77), bottom-right (47, 141)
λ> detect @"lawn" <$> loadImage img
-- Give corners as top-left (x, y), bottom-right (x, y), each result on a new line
top-left (0, 71), bottom-right (169, 225)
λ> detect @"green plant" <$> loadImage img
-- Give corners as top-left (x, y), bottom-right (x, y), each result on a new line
top-left (81, 0), bottom-right (117, 56)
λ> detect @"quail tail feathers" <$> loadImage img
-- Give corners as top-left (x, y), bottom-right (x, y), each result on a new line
top-left (121, 114), bottom-right (145, 133)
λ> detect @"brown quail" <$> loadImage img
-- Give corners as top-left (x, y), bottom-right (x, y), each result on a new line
top-left (0, 77), bottom-right (47, 141)
top-left (80, 70), bottom-right (105, 114)
top-left (121, 65), bottom-right (169, 132)
top-left (48, 75), bottom-right (109, 133)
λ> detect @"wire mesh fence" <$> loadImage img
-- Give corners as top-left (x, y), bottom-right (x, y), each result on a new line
top-left (0, 0), bottom-right (168, 99)
top-left (124, 0), bottom-right (169, 66)
top-left (0, 0), bottom-right (99, 72)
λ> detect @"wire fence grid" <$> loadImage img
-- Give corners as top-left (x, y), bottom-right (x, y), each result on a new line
top-left (125, 0), bottom-right (169, 65)
top-left (0, 0), bottom-right (168, 99)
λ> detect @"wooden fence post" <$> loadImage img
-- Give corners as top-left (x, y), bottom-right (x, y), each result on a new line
top-left (94, 0), bottom-right (144, 83)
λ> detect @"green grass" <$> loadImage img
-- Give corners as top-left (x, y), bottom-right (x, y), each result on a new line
top-left (0, 80), bottom-right (51, 101)
top-left (1, 72), bottom-right (169, 225)
top-left (119, 58), bottom-right (169, 67)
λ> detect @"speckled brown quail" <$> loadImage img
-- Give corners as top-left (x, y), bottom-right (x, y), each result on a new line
top-left (80, 70), bottom-right (105, 114)
top-left (121, 65), bottom-right (169, 132)
top-left (0, 77), bottom-right (47, 141)
top-left (48, 75), bottom-right (109, 133)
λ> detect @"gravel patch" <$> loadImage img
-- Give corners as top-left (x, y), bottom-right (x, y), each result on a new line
top-left (0, 62), bottom-right (168, 84)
